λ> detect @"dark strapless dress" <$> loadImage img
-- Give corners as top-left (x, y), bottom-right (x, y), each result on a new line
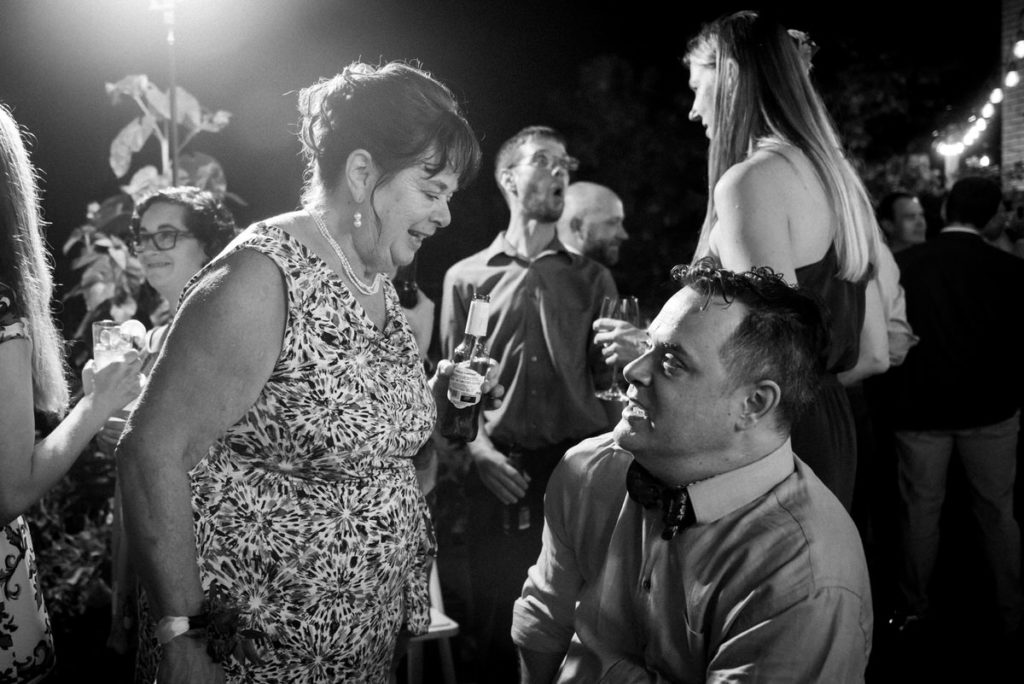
top-left (793, 246), bottom-right (867, 511)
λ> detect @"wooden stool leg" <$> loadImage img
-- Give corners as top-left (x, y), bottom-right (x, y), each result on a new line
top-left (439, 636), bottom-right (457, 684)
top-left (406, 641), bottom-right (424, 684)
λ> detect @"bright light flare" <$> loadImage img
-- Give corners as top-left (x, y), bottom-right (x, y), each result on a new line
top-left (937, 142), bottom-right (965, 157)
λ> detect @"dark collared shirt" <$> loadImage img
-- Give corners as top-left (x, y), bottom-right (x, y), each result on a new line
top-left (884, 228), bottom-right (1024, 430)
top-left (440, 233), bottom-right (617, 450)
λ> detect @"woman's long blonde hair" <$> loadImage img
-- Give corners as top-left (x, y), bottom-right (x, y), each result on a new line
top-left (0, 103), bottom-right (69, 415)
top-left (685, 10), bottom-right (881, 281)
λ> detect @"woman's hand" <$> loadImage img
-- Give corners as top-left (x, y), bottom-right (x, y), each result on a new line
top-left (81, 353), bottom-right (144, 417)
top-left (430, 358), bottom-right (504, 412)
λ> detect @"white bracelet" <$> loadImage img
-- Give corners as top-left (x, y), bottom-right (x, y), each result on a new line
top-left (156, 615), bottom-right (192, 644)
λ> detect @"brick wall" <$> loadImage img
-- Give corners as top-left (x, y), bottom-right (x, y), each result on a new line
top-left (1003, 0), bottom-right (1024, 190)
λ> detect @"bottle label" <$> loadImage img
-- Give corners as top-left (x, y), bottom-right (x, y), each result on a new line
top-left (516, 504), bottom-right (530, 531)
top-left (448, 362), bottom-right (485, 409)
top-left (466, 299), bottom-right (490, 337)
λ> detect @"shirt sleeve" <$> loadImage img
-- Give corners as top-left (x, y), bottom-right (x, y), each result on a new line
top-left (706, 586), bottom-right (871, 683)
top-left (875, 243), bottom-right (919, 366)
top-left (512, 457), bottom-right (584, 654)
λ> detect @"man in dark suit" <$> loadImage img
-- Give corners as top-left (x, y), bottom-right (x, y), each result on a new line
top-left (884, 176), bottom-right (1023, 647)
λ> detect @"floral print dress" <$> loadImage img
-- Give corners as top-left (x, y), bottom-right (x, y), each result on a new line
top-left (135, 224), bottom-right (438, 683)
top-left (0, 283), bottom-right (55, 684)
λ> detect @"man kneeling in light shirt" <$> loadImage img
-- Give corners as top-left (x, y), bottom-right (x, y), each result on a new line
top-left (513, 257), bottom-right (873, 683)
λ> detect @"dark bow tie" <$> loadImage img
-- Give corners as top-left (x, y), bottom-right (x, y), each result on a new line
top-left (626, 460), bottom-right (697, 540)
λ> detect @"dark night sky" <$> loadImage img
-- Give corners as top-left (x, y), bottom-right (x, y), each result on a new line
top-left (0, 0), bottom-right (1004, 294)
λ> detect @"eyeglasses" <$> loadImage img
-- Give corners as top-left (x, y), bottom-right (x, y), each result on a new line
top-left (511, 152), bottom-right (580, 174)
top-left (131, 229), bottom-right (194, 252)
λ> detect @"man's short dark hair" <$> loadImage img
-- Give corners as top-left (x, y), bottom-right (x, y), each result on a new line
top-left (493, 125), bottom-right (567, 188)
top-left (876, 191), bottom-right (918, 223)
top-left (671, 257), bottom-right (830, 430)
top-left (945, 176), bottom-right (1003, 229)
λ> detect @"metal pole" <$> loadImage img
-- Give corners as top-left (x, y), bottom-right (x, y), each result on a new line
top-left (161, 1), bottom-right (179, 183)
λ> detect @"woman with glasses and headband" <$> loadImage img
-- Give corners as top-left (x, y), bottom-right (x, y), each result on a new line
top-left (683, 10), bottom-right (890, 511)
top-left (101, 186), bottom-right (237, 666)
top-left (129, 187), bottom-right (238, 358)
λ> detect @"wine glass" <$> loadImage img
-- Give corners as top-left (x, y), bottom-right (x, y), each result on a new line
top-left (594, 295), bottom-right (640, 401)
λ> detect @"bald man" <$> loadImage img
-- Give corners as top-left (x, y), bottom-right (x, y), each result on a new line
top-left (556, 181), bottom-right (629, 267)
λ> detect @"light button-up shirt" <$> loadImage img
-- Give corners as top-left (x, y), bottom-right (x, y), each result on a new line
top-left (513, 434), bottom-right (873, 682)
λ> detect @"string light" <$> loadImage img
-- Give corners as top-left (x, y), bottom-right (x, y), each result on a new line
top-left (934, 86), bottom-right (1004, 158)
top-left (933, 7), bottom-right (1020, 161)
top-left (1006, 64), bottom-right (1020, 88)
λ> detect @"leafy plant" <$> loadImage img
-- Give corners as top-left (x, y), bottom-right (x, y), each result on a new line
top-left (25, 74), bottom-right (240, 648)
top-left (105, 74), bottom-right (238, 204)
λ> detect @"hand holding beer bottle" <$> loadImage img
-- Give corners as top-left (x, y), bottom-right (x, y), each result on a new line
top-left (439, 293), bottom-right (492, 442)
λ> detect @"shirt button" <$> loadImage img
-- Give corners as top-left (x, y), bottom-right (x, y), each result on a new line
top-left (530, 355), bottom-right (537, 362)
top-left (642, 578), bottom-right (652, 591)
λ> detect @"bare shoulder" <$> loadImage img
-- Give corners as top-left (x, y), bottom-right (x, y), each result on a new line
top-left (711, 151), bottom-right (801, 277)
top-left (181, 247), bottom-right (284, 314)
top-left (124, 246), bottom-right (287, 452)
top-left (166, 246), bottom-right (287, 373)
top-left (718, 145), bottom-right (805, 193)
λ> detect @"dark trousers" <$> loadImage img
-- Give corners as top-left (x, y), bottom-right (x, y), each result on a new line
top-left (464, 439), bottom-right (572, 684)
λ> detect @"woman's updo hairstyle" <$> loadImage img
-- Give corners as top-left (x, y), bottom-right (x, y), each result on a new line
top-left (297, 60), bottom-right (481, 214)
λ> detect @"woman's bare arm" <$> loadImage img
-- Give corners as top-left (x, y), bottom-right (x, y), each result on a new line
top-left (116, 248), bottom-right (285, 671)
top-left (0, 340), bottom-right (141, 526)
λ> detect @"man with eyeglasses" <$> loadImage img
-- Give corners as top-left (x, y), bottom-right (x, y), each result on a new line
top-left (440, 125), bottom-right (619, 682)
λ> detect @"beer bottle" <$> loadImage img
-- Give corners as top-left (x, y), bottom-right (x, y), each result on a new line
top-left (439, 293), bottom-right (491, 441)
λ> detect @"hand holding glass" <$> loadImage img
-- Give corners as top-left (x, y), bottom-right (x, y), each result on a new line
top-left (594, 296), bottom-right (640, 401)
top-left (92, 320), bottom-right (140, 369)
top-left (91, 319), bottom-right (146, 411)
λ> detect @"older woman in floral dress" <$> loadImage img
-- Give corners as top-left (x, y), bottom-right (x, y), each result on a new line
top-left (117, 61), bottom-right (481, 683)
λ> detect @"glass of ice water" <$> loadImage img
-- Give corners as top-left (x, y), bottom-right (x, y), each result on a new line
top-left (92, 320), bottom-right (135, 369)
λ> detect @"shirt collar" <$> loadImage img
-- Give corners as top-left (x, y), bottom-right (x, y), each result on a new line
top-left (940, 225), bottom-right (982, 237)
top-left (483, 231), bottom-right (576, 266)
top-left (687, 439), bottom-right (796, 524)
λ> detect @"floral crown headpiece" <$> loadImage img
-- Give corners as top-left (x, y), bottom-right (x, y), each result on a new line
top-left (786, 29), bottom-right (819, 74)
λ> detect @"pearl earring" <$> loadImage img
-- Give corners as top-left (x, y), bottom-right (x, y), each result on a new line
top-left (353, 211), bottom-right (363, 229)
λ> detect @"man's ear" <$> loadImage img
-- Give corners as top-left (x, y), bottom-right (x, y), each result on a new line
top-left (570, 217), bottom-right (584, 236)
top-left (345, 149), bottom-right (374, 204)
top-left (499, 168), bottom-right (517, 198)
top-left (736, 379), bottom-right (781, 430)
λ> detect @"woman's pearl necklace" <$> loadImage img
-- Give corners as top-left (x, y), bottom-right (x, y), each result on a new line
top-left (307, 209), bottom-right (384, 296)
